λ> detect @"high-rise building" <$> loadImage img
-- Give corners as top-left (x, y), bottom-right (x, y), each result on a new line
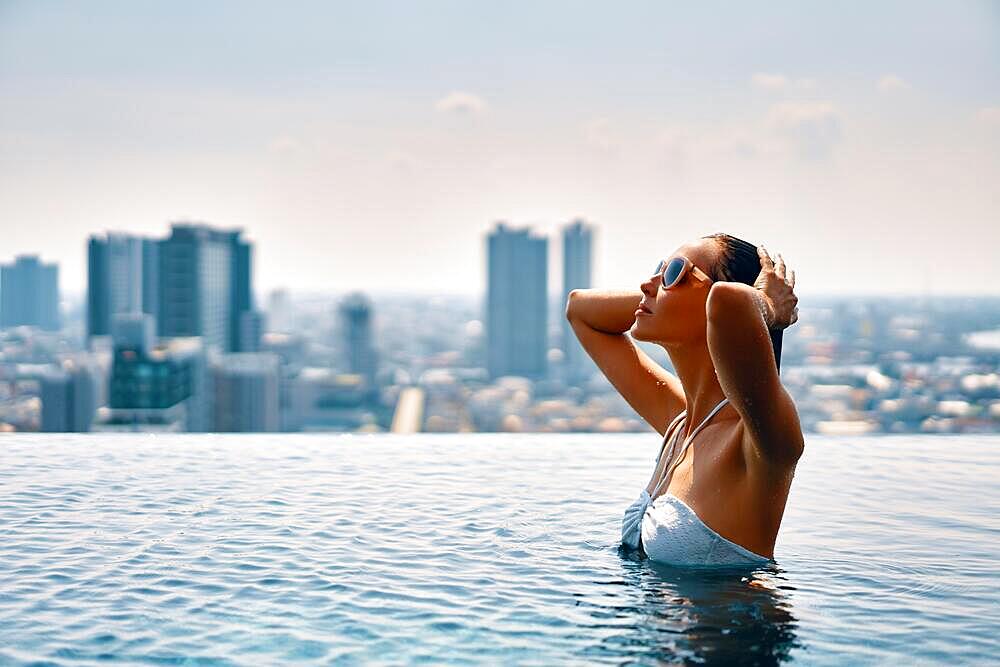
top-left (561, 219), bottom-right (596, 383)
top-left (112, 312), bottom-right (156, 355)
top-left (212, 353), bottom-right (281, 432)
top-left (0, 255), bottom-right (59, 331)
top-left (103, 337), bottom-right (208, 432)
top-left (238, 309), bottom-right (265, 353)
top-left (338, 292), bottom-right (378, 391)
top-left (266, 288), bottom-right (293, 333)
top-left (87, 233), bottom-right (159, 340)
top-left (486, 222), bottom-right (548, 380)
top-left (157, 222), bottom-right (254, 353)
top-left (40, 358), bottom-right (96, 432)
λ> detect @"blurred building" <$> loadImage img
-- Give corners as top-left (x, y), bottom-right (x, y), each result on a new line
top-left (101, 335), bottom-right (209, 432)
top-left (486, 222), bottom-right (548, 380)
top-left (40, 358), bottom-right (96, 432)
top-left (266, 288), bottom-right (294, 333)
top-left (0, 255), bottom-right (59, 331)
top-left (561, 219), bottom-right (595, 383)
top-left (338, 292), bottom-right (379, 394)
top-left (238, 309), bottom-right (265, 353)
top-left (87, 232), bottom-right (159, 340)
top-left (157, 222), bottom-right (255, 353)
top-left (212, 352), bottom-right (280, 432)
top-left (291, 368), bottom-right (372, 431)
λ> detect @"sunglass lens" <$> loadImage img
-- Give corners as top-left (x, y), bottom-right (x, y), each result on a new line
top-left (662, 257), bottom-right (685, 287)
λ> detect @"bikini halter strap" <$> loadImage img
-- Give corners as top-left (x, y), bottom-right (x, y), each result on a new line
top-left (650, 396), bottom-right (730, 500)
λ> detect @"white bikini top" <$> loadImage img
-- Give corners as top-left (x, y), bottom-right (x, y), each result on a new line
top-left (621, 397), bottom-right (772, 567)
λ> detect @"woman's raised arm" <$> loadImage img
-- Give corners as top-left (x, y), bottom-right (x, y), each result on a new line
top-left (566, 289), bottom-right (685, 435)
top-left (705, 247), bottom-right (803, 464)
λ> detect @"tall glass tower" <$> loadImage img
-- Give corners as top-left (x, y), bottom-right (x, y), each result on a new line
top-left (561, 219), bottom-right (595, 383)
top-left (486, 222), bottom-right (548, 380)
top-left (157, 222), bottom-right (254, 353)
top-left (87, 232), bottom-right (159, 340)
top-left (0, 255), bottom-right (59, 331)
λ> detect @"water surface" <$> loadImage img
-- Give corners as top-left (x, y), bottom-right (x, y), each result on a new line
top-left (1, 433), bottom-right (998, 664)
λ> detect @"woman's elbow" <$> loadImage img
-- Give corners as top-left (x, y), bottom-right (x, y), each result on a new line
top-left (565, 289), bottom-right (582, 321)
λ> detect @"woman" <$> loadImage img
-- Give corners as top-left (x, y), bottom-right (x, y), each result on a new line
top-left (565, 233), bottom-right (803, 567)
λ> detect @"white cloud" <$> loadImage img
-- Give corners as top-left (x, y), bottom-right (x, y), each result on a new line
top-left (652, 125), bottom-right (773, 172)
top-left (767, 101), bottom-right (842, 160)
top-left (976, 106), bottom-right (1000, 124)
top-left (655, 127), bottom-right (692, 168)
top-left (583, 118), bottom-right (618, 154)
top-left (267, 135), bottom-right (301, 153)
top-left (877, 74), bottom-right (911, 92)
top-left (434, 91), bottom-right (488, 115)
top-left (751, 73), bottom-right (789, 91)
top-left (387, 150), bottom-right (421, 173)
top-left (751, 73), bottom-right (818, 92)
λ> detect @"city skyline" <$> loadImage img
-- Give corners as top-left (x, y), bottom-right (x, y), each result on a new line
top-left (1, 2), bottom-right (998, 297)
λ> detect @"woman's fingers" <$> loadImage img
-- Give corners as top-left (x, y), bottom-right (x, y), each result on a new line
top-left (788, 269), bottom-right (796, 289)
top-left (757, 245), bottom-right (774, 271)
top-left (775, 253), bottom-right (786, 280)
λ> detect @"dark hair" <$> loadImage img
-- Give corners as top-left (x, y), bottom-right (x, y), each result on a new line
top-left (701, 232), bottom-right (783, 373)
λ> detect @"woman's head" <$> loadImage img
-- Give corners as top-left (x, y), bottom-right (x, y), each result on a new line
top-left (630, 232), bottom-right (783, 371)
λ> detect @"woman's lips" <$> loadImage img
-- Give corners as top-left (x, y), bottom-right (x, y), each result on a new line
top-left (636, 302), bottom-right (653, 316)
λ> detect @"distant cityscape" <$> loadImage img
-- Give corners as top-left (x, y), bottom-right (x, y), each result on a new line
top-left (1, 220), bottom-right (999, 435)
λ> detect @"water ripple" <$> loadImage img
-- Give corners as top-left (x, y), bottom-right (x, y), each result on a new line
top-left (0, 433), bottom-right (998, 665)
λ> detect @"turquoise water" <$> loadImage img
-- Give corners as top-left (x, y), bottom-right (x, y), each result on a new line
top-left (1, 433), bottom-right (998, 665)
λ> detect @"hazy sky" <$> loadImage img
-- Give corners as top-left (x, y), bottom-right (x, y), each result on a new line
top-left (1, 1), bottom-right (998, 297)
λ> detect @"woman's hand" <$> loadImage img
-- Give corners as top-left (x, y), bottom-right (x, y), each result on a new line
top-left (754, 246), bottom-right (799, 330)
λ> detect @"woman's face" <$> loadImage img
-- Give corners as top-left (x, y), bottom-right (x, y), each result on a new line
top-left (630, 238), bottom-right (719, 346)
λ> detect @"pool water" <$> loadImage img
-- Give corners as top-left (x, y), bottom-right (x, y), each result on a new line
top-left (1, 433), bottom-right (998, 665)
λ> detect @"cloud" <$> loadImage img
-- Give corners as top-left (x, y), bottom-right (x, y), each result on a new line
top-left (583, 118), bottom-right (618, 154)
top-left (267, 135), bottom-right (301, 153)
top-left (655, 125), bottom-right (776, 169)
top-left (977, 106), bottom-right (1000, 124)
top-left (387, 150), bottom-right (421, 173)
top-left (751, 73), bottom-right (818, 92)
top-left (767, 101), bottom-right (842, 160)
top-left (877, 74), bottom-right (911, 92)
top-left (655, 127), bottom-right (691, 168)
top-left (434, 91), bottom-right (488, 115)
top-left (751, 73), bottom-right (789, 91)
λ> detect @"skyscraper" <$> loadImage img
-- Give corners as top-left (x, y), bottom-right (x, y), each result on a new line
top-left (157, 222), bottom-right (254, 353)
top-left (486, 222), bottom-right (548, 380)
top-left (40, 357), bottom-right (96, 432)
top-left (104, 336), bottom-right (208, 432)
top-left (561, 219), bottom-right (596, 383)
top-left (87, 232), bottom-right (159, 340)
top-left (338, 292), bottom-right (379, 392)
top-left (0, 255), bottom-right (59, 331)
top-left (212, 352), bottom-right (281, 432)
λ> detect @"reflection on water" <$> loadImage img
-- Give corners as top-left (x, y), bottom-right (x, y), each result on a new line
top-left (597, 554), bottom-right (800, 664)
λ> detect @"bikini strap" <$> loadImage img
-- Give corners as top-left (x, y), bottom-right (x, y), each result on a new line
top-left (650, 397), bottom-right (730, 500)
top-left (654, 409), bottom-right (688, 463)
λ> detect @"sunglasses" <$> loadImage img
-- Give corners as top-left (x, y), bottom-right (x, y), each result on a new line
top-left (654, 256), bottom-right (714, 289)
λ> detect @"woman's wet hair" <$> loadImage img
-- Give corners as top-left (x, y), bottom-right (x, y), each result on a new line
top-left (701, 232), bottom-right (783, 373)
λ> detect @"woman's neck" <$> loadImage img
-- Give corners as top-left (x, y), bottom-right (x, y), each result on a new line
top-left (663, 338), bottom-right (732, 436)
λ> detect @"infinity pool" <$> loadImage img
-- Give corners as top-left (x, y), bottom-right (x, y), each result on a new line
top-left (1, 433), bottom-right (998, 664)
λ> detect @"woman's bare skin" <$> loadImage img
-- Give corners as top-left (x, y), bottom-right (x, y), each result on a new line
top-left (565, 238), bottom-right (803, 559)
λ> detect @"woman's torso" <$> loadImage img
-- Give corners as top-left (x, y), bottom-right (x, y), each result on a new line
top-left (644, 403), bottom-right (797, 560)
